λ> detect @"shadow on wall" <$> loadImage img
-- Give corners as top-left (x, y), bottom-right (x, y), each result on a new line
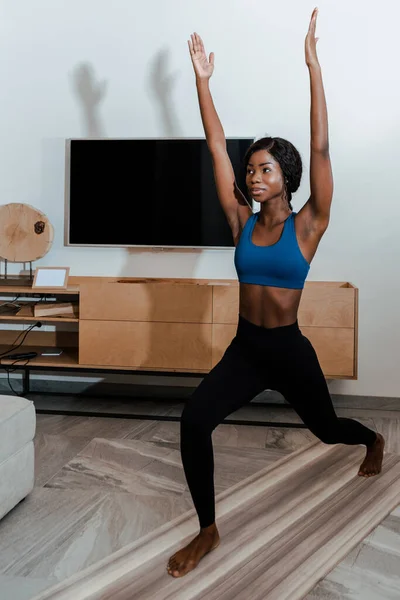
top-left (148, 48), bottom-right (183, 138)
top-left (119, 44), bottom-right (200, 279)
top-left (115, 47), bottom-right (206, 388)
top-left (71, 62), bottom-right (108, 138)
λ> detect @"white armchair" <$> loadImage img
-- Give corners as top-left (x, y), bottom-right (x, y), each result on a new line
top-left (0, 395), bottom-right (36, 521)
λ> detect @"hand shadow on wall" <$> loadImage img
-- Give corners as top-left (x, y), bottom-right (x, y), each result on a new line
top-left (115, 49), bottom-right (205, 387)
top-left (120, 46), bottom-right (199, 278)
top-left (148, 48), bottom-right (183, 138)
top-left (72, 63), bottom-right (108, 138)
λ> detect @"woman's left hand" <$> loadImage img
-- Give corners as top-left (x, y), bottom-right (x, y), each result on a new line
top-left (305, 8), bottom-right (320, 68)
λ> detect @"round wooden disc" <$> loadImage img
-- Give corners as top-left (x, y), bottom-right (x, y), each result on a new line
top-left (0, 203), bottom-right (54, 262)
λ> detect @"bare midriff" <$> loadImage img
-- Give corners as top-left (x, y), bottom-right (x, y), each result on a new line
top-left (239, 283), bottom-right (303, 328)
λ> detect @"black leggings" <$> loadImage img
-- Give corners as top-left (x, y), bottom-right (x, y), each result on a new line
top-left (180, 315), bottom-right (377, 529)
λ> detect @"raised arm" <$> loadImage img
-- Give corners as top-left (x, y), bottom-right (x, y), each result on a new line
top-left (300, 9), bottom-right (333, 232)
top-left (188, 33), bottom-right (251, 242)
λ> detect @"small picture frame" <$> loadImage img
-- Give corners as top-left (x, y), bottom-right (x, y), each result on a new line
top-left (32, 267), bottom-right (70, 289)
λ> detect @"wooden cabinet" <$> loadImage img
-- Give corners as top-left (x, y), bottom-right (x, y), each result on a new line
top-left (0, 278), bottom-right (358, 379)
top-left (80, 320), bottom-right (212, 370)
top-left (78, 279), bottom-right (358, 379)
top-left (210, 282), bottom-right (358, 378)
top-left (79, 281), bottom-right (212, 323)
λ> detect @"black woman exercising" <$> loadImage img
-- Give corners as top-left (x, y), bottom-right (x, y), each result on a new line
top-left (167, 8), bottom-right (385, 579)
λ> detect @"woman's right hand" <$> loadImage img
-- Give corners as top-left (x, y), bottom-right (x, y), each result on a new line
top-left (188, 33), bottom-right (214, 80)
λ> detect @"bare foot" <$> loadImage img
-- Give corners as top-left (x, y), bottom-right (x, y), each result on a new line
top-left (358, 433), bottom-right (385, 477)
top-left (167, 524), bottom-right (220, 578)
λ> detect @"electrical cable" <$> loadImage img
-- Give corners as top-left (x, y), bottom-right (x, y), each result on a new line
top-left (5, 358), bottom-right (30, 396)
top-left (0, 322), bottom-right (42, 358)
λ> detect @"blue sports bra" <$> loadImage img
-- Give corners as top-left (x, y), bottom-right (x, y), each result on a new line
top-left (234, 211), bottom-right (310, 289)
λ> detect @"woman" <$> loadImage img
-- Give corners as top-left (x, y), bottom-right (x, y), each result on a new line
top-left (167, 9), bottom-right (385, 579)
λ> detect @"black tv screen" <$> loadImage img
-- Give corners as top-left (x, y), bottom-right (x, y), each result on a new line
top-left (65, 138), bottom-right (254, 248)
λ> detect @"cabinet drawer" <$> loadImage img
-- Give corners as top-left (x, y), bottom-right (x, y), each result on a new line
top-left (80, 282), bottom-right (212, 323)
top-left (301, 327), bottom-right (355, 378)
top-left (211, 324), bottom-right (237, 367)
top-left (212, 285), bottom-right (356, 328)
top-left (211, 324), bottom-right (355, 378)
top-left (212, 286), bottom-right (239, 324)
top-left (79, 320), bottom-right (212, 370)
top-left (298, 287), bottom-right (355, 328)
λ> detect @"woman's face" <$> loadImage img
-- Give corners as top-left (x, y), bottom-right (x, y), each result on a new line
top-left (246, 150), bottom-right (285, 204)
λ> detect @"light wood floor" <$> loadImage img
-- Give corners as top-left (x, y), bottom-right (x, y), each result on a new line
top-left (0, 400), bottom-right (399, 599)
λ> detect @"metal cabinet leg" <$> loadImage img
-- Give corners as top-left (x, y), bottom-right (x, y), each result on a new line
top-left (22, 369), bottom-right (30, 395)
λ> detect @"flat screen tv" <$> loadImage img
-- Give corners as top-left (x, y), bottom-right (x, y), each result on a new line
top-left (65, 138), bottom-right (254, 248)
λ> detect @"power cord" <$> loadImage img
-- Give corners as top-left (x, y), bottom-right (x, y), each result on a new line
top-left (0, 300), bottom-right (49, 395)
top-left (0, 322), bottom-right (42, 359)
top-left (0, 322), bottom-right (42, 395)
top-left (4, 358), bottom-right (30, 396)
top-left (0, 294), bottom-right (21, 314)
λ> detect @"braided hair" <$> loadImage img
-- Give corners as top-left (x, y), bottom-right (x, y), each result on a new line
top-left (244, 137), bottom-right (302, 210)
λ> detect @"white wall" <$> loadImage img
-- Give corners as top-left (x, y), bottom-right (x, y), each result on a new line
top-left (0, 0), bottom-right (398, 397)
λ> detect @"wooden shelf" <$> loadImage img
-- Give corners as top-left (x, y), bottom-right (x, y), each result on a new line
top-left (0, 285), bottom-right (80, 295)
top-left (0, 345), bottom-right (79, 368)
top-left (0, 345), bottom-right (208, 373)
top-left (0, 308), bottom-right (79, 323)
top-left (0, 316), bottom-right (79, 323)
